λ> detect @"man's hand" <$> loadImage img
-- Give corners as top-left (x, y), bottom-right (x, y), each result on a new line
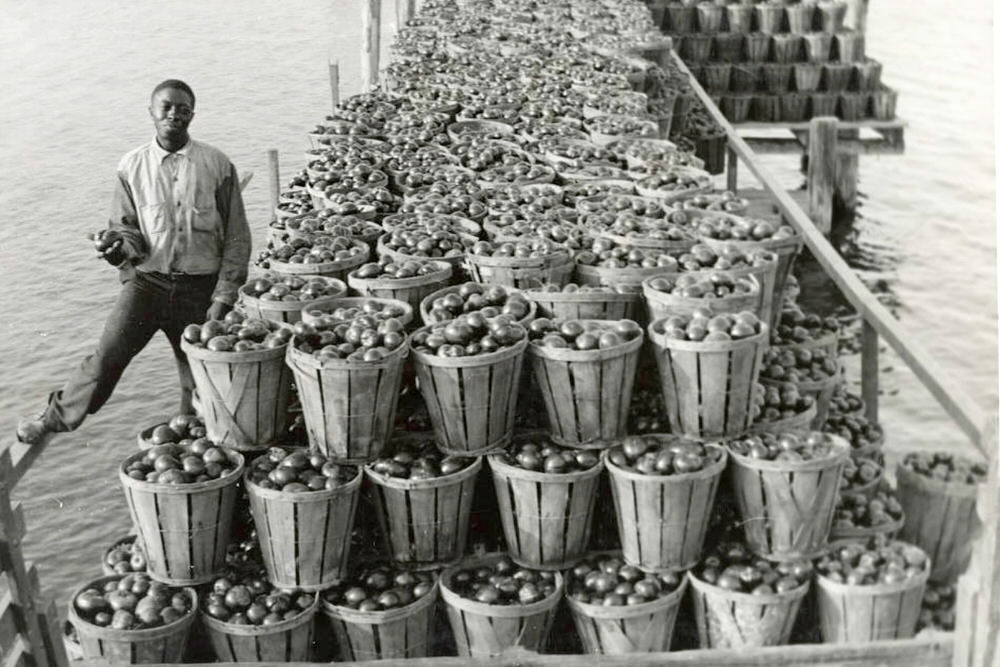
top-left (90, 230), bottom-right (126, 266)
top-left (206, 300), bottom-right (232, 322)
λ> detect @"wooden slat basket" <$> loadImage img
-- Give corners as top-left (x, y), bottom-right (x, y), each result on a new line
top-left (346, 260), bottom-right (453, 315)
top-left (201, 594), bottom-right (318, 662)
top-left (647, 320), bottom-right (768, 439)
top-left (321, 578), bottom-right (439, 661)
top-left (567, 566), bottom-right (688, 654)
top-left (464, 250), bottom-right (575, 290)
top-left (699, 233), bottom-right (803, 331)
top-left (439, 554), bottom-right (563, 658)
top-left (896, 464), bottom-right (980, 582)
top-left (487, 451), bottom-right (604, 570)
top-left (418, 284), bottom-right (536, 327)
top-left (815, 547), bottom-right (930, 643)
top-left (67, 575), bottom-right (197, 664)
top-left (245, 467), bottom-right (361, 590)
top-left (285, 340), bottom-right (407, 461)
top-left (119, 448), bottom-right (243, 585)
top-left (365, 454), bottom-right (482, 569)
top-left (749, 402), bottom-right (818, 437)
top-left (526, 323), bottom-right (643, 448)
top-left (728, 435), bottom-right (850, 561)
top-left (237, 277), bottom-right (348, 326)
top-left (763, 372), bottom-right (841, 429)
top-left (682, 251), bottom-right (779, 326)
top-left (181, 338), bottom-right (292, 452)
top-left (687, 571), bottom-right (809, 648)
top-left (410, 333), bottom-right (527, 455)
top-left (525, 287), bottom-right (641, 321)
top-left (603, 441), bottom-right (727, 572)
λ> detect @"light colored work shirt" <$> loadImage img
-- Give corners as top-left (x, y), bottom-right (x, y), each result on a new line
top-left (109, 137), bottom-right (251, 304)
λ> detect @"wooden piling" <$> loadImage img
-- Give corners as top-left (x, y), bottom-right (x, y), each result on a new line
top-left (329, 60), bottom-right (340, 111)
top-left (835, 129), bottom-right (860, 210)
top-left (807, 117), bottom-right (838, 235)
top-left (726, 146), bottom-right (738, 192)
top-left (362, 0), bottom-right (382, 91)
top-left (267, 149), bottom-right (280, 223)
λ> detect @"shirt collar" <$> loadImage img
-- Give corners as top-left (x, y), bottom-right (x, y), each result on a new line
top-left (150, 136), bottom-right (194, 163)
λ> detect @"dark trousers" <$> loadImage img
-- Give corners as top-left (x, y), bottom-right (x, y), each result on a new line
top-left (44, 270), bottom-right (217, 431)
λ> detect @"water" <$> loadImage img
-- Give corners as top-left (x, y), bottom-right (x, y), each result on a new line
top-left (0, 0), bottom-right (995, 604)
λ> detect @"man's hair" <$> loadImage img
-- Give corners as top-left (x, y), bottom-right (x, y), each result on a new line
top-left (151, 79), bottom-right (195, 107)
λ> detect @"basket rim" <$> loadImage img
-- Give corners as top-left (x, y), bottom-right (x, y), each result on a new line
top-left (376, 234), bottom-right (469, 267)
top-left (602, 441), bottom-right (728, 483)
top-left (364, 454), bottom-right (483, 490)
top-left (486, 450), bottom-right (605, 484)
top-left (760, 368), bottom-right (841, 391)
top-left (237, 278), bottom-right (349, 313)
top-left (814, 545), bottom-right (931, 595)
top-left (895, 462), bottom-right (981, 499)
top-left (438, 553), bottom-right (564, 617)
top-left (686, 569), bottom-right (810, 603)
top-left (418, 283), bottom-right (535, 326)
top-left (647, 320), bottom-right (769, 352)
top-left (285, 334), bottom-right (410, 371)
top-left (749, 401), bottom-right (818, 435)
top-left (409, 334), bottom-right (528, 369)
top-left (524, 287), bottom-right (641, 304)
top-left (827, 512), bottom-right (905, 543)
top-left (321, 577), bottom-right (440, 625)
top-left (464, 247), bottom-right (573, 269)
top-left (68, 575), bottom-right (198, 640)
top-left (200, 592), bottom-right (319, 636)
top-left (243, 458), bottom-right (363, 501)
top-left (347, 260), bottom-right (453, 290)
top-left (642, 273), bottom-right (762, 307)
top-left (727, 433), bottom-right (851, 472)
top-left (565, 571), bottom-right (689, 619)
top-left (525, 325), bottom-right (644, 362)
top-left (119, 447), bottom-right (245, 495)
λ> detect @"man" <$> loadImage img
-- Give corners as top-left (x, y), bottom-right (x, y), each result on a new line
top-left (16, 79), bottom-right (251, 444)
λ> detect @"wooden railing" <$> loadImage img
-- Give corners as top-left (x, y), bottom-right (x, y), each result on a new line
top-left (669, 51), bottom-right (991, 458)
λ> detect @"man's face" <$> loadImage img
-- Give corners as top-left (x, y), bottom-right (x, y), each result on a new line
top-left (149, 87), bottom-right (195, 143)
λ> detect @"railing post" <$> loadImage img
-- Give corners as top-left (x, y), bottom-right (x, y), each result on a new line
top-left (807, 116), bottom-right (838, 235)
top-left (328, 60), bottom-right (340, 111)
top-left (726, 146), bottom-right (739, 192)
top-left (361, 0), bottom-right (382, 91)
top-left (267, 149), bottom-right (280, 223)
top-left (835, 129), bottom-right (860, 211)
top-left (861, 319), bottom-right (879, 423)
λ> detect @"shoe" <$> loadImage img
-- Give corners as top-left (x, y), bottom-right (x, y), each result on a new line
top-left (16, 414), bottom-right (53, 445)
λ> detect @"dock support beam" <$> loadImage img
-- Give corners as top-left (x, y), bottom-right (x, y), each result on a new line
top-left (807, 117), bottom-right (837, 235)
top-left (267, 149), bottom-right (280, 223)
top-left (726, 146), bottom-right (738, 192)
top-left (835, 129), bottom-right (860, 211)
top-left (361, 0), bottom-right (381, 91)
top-left (861, 320), bottom-right (879, 423)
top-left (328, 61), bottom-right (340, 111)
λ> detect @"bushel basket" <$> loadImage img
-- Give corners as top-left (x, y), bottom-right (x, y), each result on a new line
top-left (237, 278), bottom-right (347, 325)
top-left (120, 448), bottom-right (243, 585)
top-left (642, 275), bottom-right (762, 322)
top-left (525, 288), bottom-right (641, 321)
top-left (527, 322), bottom-right (643, 448)
top-left (68, 576), bottom-right (197, 664)
top-left (728, 435), bottom-right (850, 561)
top-left (347, 261), bottom-right (452, 315)
top-left (687, 571), bottom-right (809, 648)
top-left (568, 571), bottom-right (688, 655)
top-left (181, 338), bottom-right (292, 451)
top-left (245, 468), bottom-right (361, 590)
top-left (410, 334), bottom-right (527, 455)
top-left (439, 554), bottom-right (563, 658)
top-left (322, 580), bottom-right (440, 661)
top-left (201, 595), bottom-right (318, 662)
top-left (648, 321), bottom-right (768, 439)
top-left (487, 452), bottom-right (604, 569)
top-left (604, 442), bottom-right (727, 572)
top-left (365, 453), bottom-right (481, 568)
top-left (286, 341), bottom-right (408, 461)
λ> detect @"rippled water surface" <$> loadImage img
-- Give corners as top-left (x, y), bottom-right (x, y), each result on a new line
top-left (0, 0), bottom-right (994, 602)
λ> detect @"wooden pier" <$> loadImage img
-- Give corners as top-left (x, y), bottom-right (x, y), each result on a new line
top-left (0, 1), bottom-right (993, 666)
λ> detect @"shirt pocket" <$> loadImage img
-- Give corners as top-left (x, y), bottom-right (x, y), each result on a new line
top-left (192, 193), bottom-right (220, 234)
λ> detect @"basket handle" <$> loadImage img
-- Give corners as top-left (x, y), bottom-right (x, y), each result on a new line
top-left (195, 362), bottom-right (252, 446)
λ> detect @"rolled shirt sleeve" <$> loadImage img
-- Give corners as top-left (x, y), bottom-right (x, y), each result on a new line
top-left (211, 162), bottom-right (251, 305)
top-left (108, 172), bottom-right (146, 264)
